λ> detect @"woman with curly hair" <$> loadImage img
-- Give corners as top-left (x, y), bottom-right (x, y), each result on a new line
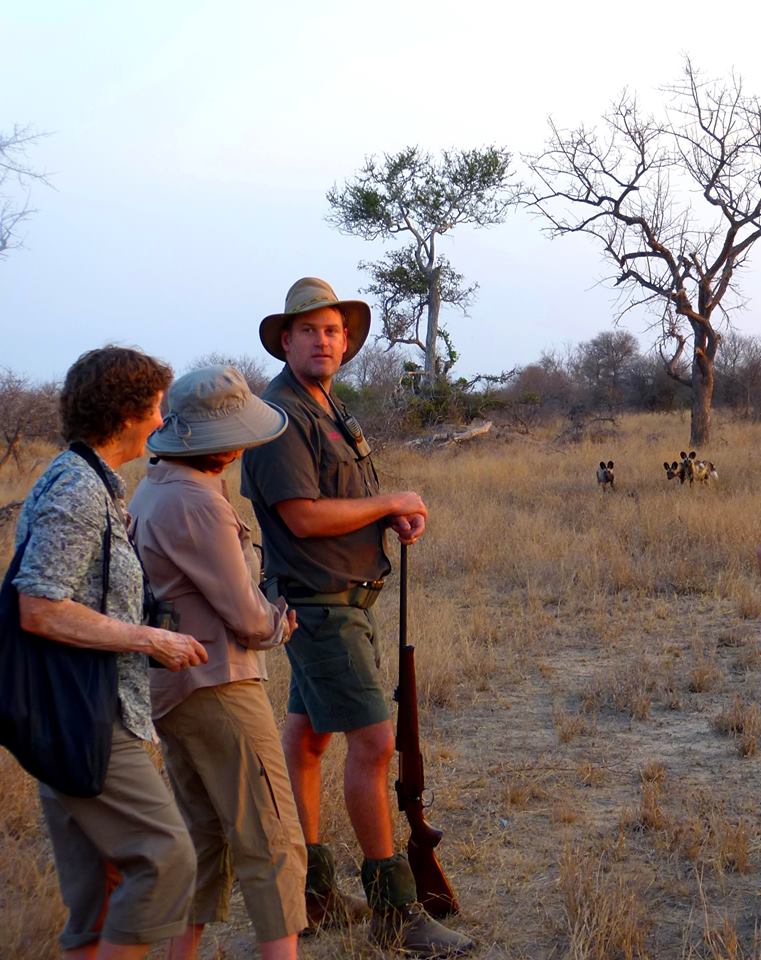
top-left (14, 345), bottom-right (208, 960)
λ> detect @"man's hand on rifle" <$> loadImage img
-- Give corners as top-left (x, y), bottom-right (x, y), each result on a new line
top-left (389, 512), bottom-right (426, 545)
top-left (386, 492), bottom-right (427, 545)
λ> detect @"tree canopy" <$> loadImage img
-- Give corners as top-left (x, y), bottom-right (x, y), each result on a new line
top-left (327, 145), bottom-right (517, 383)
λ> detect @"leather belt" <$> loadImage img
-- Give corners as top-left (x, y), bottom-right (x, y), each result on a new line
top-left (271, 579), bottom-right (385, 610)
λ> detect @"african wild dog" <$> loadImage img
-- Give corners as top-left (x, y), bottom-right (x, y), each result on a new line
top-left (664, 451), bottom-right (718, 485)
top-left (596, 460), bottom-right (615, 491)
top-left (663, 459), bottom-right (687, 483)
top-left (688, 456), bottom-right (718, 484)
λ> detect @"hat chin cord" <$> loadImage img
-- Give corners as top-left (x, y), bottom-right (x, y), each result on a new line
top-left (164, 411), bottom-right (193, 442)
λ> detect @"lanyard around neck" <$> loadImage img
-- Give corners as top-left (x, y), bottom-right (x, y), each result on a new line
top-left (315, 382), bottom-right (372, 460)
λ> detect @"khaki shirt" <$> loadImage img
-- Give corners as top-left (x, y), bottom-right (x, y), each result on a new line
top-left (129, 461), bottom-right (280, 719)
top-left (240, 366), bottom-right (390, 594)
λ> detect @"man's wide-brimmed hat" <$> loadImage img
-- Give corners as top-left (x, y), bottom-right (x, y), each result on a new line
top-left (259, 276), bottom-right (371, 365)
top-left (147, 366), bottom-right (287, 456)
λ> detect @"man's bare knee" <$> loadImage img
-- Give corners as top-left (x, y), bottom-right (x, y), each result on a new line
top-left (284, 713), bottom-right (331, 761)
top-left (346, 720), bottom-right (394, 767)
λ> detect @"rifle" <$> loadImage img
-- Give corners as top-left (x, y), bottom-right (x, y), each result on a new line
top-left (394, 542), bottom-right (459, 918)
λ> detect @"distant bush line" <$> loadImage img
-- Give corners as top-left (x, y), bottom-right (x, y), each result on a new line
top-left (2, 327), bottom-right (759, 464)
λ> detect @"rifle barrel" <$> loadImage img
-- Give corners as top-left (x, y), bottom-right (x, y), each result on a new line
top-left (399, 542), bottom-right (407, 652)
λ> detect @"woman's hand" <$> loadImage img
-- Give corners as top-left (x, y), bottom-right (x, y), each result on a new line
top-left (18, 594), bottom-right (209, 671)
top-left (284, 608), bottom-right (298, 641)
top-left (239, 598), bottom-right (297, 650)
top-left (277, 607), bottom-right (298, 645)
top-left (275, 598), bottom-right (298, 644)
top-left (147, 629), bottom-right (208, 672)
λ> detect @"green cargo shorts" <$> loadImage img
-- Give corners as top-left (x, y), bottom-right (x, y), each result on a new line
top-left (286, 604), bottom-right (390, 733)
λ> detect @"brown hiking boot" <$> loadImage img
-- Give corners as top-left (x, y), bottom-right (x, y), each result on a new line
top-left (302, 843), bottom-right (370, 935)
top-left (305, 887), bottom-right (370, 932)
top-left (370, 902), bottom-right (474, 958)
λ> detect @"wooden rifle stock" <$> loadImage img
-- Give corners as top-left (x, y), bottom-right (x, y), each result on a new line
top-left (394, 543), bottom-right (459, 917)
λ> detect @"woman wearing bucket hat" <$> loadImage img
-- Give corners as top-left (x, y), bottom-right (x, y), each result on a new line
top-left (129, 367), bottom-right (307, 960)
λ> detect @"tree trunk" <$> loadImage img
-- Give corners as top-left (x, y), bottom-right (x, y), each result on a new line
top-left (423, 266), bottom-right (442, 384)
top-left (690, 351), bottom-right (714, 447)
top-left (687, 310), bottom-right (721, 446)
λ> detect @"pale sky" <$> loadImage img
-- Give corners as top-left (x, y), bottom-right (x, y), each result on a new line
top-left (2, 0), bottom-right (760, 383)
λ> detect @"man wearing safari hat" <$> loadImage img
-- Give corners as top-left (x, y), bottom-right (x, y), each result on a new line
top-left (241, 278), bottom-right (473, 957)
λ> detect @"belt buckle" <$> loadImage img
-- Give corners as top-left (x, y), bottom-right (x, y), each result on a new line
top-left (355, 579), bottom-right (384, 610)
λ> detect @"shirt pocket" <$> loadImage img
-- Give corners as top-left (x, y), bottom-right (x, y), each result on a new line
top-left (318, 447), bottom-right (367, 500)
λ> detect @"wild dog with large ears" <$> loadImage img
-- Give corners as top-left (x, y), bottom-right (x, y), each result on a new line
top-left (596, 460), bottom-right (615, 490)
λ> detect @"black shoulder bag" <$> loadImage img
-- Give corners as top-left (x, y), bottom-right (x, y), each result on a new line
top-left (0, 443), bottom-right (120, 797)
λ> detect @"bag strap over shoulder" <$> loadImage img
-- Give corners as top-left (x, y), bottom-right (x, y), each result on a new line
top-left (68, 442), bottom-right (116, 616)
top-left (69, 441), bottom-right (118, 504)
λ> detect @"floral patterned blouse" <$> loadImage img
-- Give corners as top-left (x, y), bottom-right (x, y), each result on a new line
top-left (13, 449), bottom-right (155, 742)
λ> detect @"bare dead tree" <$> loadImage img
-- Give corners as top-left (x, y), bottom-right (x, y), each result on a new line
top-left (0, 369), bottom-right (60, 469)
top-left (714, 330), bottom-right (761, 417)
top-left (337, 340), bottom-right (406, 393)
top-left (1, 125), bottom-right (48, 258)
top-left (570, 330), bottom-right (640, 410)
top-left (525, 59), bottom-right (761, 445)
top-left (186, 353), bottom-right (269, 396)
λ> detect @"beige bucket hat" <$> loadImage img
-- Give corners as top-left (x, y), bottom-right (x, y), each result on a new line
top-left (259, 277), bottom-right (371, 365)
top-left (147, 366), bottom-right (287, 456)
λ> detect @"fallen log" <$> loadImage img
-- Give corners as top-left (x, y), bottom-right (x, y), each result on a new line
top-left (406, 420), bottom-right (492, 449)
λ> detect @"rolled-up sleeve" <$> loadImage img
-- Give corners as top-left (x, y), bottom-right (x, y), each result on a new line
top-left (13, 471), bottom-right (104, 601)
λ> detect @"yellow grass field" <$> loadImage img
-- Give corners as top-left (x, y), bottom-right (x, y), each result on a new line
top-left (2, 411), bottom-right (761, 959)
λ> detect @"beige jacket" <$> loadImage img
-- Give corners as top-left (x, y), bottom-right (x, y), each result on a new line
top-left (129, 461), bottom-right (282, 719)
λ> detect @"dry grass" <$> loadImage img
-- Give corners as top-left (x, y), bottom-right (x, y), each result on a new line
top-left (630, 774), bottom-right (754, 878)
top-left (640, 761), bottom-right (666, 785)
top-left (639, 778), bottom-right (670, 832)
top-left (3, 410), bottom-right (761, 958)
top-left (581, 656), bottom-right (667, 720)
top-left (687, 643), bottom-right (724, 693)
top-left (554, 707), bottom-right (592, 743)
top-left (712, 696), bottom-right (761, 757)
top-left (0, 753), bottom-right (64, 959)
top-left (558, 846), bottom-right (650, 959)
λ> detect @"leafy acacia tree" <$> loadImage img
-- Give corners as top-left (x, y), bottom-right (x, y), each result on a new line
top-left (526, 59), bottom-right (761, 444)
top-left (1, 125), bottom-right (47, 258)
top-left (327, 146), bottom-right (516, 384)
top-left (358, 245), bottom-right (475, 376)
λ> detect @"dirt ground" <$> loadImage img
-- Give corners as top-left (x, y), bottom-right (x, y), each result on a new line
top-left (171, 590), bottom-right (761, 960)
top-left (6, 420), bottom-right (761, 959)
